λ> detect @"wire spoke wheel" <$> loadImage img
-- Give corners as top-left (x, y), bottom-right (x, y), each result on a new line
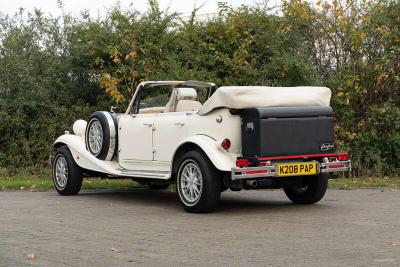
top-left (52, 146), bottom-right (83, 195)
top-left (178, 160), bottom-right (203, 206)
top-left (175, 151), bottom-right (221, 213)
top-left (88, 120), bottom-right (103, 155)
top-left (54, 155), bottom-right (68, 190)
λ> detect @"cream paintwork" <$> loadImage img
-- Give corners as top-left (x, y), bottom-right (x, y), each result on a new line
top-left (118, 114), bottom-right (155, 163)
top-left (54, 134), bottom-right (171, 179)
top-left (153, 111), bottom-right (189, 163)
top-left (172, 135), bottom-right (239, 171)
top-left (185, 109), bottom-right (242, 155)
top-left (54, 109), bottom-right (240, 179)
top-left (54, 134), bottom-right (120, 174)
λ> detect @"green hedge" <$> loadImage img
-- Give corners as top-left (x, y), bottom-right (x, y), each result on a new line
top-left (0, 0), bottom-right (398, 176)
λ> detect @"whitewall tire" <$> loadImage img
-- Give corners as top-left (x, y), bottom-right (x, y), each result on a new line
top-left (85, 111), bottom-right (118, 160)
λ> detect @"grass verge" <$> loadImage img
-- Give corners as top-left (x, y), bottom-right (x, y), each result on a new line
top-left (329, 177), bottom-right (400, 189)
top-left (0, 176), bottom-right (399, 191)
top-left (0, 176), bottom-right (142, 191)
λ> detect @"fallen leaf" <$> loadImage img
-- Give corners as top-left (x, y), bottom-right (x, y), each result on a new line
top-left (27, 253), bottom-right (37, 260)
top-left (55, 202), bottom-right (60, 204)
top-left (392, 240), bottom-right (400, 246)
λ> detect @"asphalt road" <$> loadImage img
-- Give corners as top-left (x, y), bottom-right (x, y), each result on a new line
top-left (1, 188), bottom-right (400, 266)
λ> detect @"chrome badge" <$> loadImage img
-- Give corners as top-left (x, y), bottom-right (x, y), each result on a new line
top-left (320, 143), bottom-right (335, 152)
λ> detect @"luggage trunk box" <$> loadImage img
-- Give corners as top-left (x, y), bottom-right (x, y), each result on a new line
top-left (239, 106), bottom-right (335, 157)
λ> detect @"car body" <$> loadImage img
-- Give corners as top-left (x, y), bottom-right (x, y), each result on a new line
top-left (52, 80), bottom-right (351, 212)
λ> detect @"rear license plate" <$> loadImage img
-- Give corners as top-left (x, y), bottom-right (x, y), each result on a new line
top-left (278, 162), bottom-right (317, 177)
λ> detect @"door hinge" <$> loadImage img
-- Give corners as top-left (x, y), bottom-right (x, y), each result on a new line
top-left (152, 149), bottom-right (156, 154)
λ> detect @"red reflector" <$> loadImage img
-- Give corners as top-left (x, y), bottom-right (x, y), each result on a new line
top-left (328, 164), bottom-right (345, 169)
top-left (245, 170), bottom-right (267, 175)
top-left (236, 159), bottom-right (249, 168)
top-left (337, 153), bottom-right (349, 161)
top-left (221, 139), bottom-right (231, 151)
top-left (328, 157), bottom-right (337, 162)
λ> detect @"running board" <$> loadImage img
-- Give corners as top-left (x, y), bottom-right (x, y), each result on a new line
top-left (117, 168), bottom-right (170, 179)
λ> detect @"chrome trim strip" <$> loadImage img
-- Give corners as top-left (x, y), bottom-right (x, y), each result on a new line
top-left (118, 169), bottom-right (170, 179)
top-left (320, 160), bottom-right (351, 173)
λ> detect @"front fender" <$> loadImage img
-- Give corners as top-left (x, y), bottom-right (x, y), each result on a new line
top-left (54, 134), bottom-right (119, 175)
top-left (173, 135), bottom-right (238, 172)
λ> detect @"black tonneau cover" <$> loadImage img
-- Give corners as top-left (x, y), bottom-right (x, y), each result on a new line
top-left (239, 106), bottom-right (335, 157)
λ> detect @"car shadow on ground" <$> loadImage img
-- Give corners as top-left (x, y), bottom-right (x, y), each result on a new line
top-left (75, 188), bottom-right (330, 214)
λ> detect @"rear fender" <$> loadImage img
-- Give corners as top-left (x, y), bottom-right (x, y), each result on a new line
top-left (172, 135), bottom-right (237, 172)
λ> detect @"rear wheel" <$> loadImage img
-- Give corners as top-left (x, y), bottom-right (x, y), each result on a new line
top-left (176, 150), bottom-right (221, 213)
top-left (52, 146), bottom-right (83, 195)
top-left (284, 174), bottom-right (328, 204)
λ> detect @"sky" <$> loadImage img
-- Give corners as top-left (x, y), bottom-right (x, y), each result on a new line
top-left (0, 0), bottom-right (271, 18)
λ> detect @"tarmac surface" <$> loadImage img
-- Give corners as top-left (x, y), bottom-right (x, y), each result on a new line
top-left (1, 188), bottom-right (400, 266)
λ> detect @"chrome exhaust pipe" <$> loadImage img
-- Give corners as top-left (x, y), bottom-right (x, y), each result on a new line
top-left (246, 180), bottom-right (258, 187)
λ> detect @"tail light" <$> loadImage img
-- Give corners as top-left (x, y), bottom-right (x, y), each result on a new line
top-left (221, 138), bottom-right (231, 151)
top-left (337, 153), bottom-right (349, 161)
top-left (236, 159), bottom-right (249, 168)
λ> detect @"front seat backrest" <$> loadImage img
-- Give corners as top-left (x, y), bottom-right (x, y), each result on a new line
top-left (176, 87), bottom-right (197, 101)
top-left (175, 88), bottom-right (202, 112)
top-left (164, 87), bottom-right (201, 112)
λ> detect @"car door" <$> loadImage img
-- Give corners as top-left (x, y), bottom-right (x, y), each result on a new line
top-left (153, 111), bottom-right (189, 165)
top-left (118, 113), bottom-right (155, 169)
top-left (118, 84), bottom-right (172, 171)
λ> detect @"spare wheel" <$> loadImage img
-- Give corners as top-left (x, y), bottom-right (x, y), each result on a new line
top-left (85, 111), bottom-right (118, 160)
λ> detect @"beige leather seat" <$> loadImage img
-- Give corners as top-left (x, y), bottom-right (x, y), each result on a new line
top-left (176, 99), bottom-right (202, 112)
top-left (164, 88), bottom-right (202, 112)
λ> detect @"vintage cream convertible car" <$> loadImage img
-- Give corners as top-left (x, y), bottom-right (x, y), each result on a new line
top-left (52, 80), bottom-right (350, 213)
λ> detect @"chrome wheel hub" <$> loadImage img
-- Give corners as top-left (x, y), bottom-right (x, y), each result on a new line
top-left (55, 156), bottom-right (68, 189)
top-left (179, 161), bottom-right (203, 205)
top-left (88, 120), bottom-right (103, 154)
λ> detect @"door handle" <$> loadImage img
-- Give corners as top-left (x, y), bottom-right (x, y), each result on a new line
top-left (174, 123), bottom-right (185, 126)
top-left (143, 123), bottom-right (153, 127)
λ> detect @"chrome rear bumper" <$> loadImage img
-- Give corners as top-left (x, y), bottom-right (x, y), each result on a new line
top-left (231, 160), bottom-right (351, 180)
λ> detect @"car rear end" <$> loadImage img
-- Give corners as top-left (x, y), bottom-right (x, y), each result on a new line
top-left (230, 106), bottom-right (351, 189)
